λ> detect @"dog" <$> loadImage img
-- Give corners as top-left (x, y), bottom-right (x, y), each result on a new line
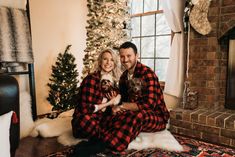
top-left (100, 73), bottom-right (121, 111)
top-left (127, 78), bottom-right (144, 102)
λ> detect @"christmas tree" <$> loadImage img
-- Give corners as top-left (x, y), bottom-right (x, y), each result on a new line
top-left (47, 45), bottom-right (79, 111)
top-left (82, 0), bottom-right (130, 78)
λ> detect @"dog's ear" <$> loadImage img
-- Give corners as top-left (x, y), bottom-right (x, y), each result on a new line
top-left (141, 80), bottom-right (146, 87)
top-left (127, 79), bottom-right (134, 88)
top-left (113, 81), bottom-right (119, 88)
top-left (137, 78), bottom-right (143, 86)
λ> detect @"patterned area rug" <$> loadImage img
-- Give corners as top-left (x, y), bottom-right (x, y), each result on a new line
top-left (44, 135), bottom-right (235, 157)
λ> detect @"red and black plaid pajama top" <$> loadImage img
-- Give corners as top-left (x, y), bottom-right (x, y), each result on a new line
top-left (72, 62), bottom-right (170, 152)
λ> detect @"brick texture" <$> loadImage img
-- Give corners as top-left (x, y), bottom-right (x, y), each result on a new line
top-left (187, 0), bottom-right (235, 109)
top-left (170, 108), bottom-right (235, 148)
top-left (170, 0), bottom-right (235, 149)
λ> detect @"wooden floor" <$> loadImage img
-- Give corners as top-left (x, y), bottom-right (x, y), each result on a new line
top-left (15, 136), bottom-right (69, 157)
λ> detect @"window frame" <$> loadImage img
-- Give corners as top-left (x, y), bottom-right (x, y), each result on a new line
top-left (129, 1), bottom-right (171, 83)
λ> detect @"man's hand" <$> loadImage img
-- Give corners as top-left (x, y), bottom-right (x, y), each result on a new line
top-left (119, 102), bottom-right (139, 111)
top-left (112, 105), bottom-right (126, 115)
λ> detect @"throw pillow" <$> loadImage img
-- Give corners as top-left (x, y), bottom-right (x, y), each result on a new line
top-left (0, 0), bottom-right (26, 10)
top-left (0, 111), bottom-right (13, 157)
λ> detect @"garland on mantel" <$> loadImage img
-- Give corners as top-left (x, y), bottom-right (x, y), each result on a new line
top-left (82, 0), bottom-right (130, 78)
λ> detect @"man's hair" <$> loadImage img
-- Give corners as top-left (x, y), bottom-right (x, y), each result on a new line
top-left (119, 41), bottom-right (138, 54)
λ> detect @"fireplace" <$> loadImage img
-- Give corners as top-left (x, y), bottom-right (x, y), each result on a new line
top-left (169, 0), bottom-right (235, 149)
top-left (225, 37), bottom-right (235, 109)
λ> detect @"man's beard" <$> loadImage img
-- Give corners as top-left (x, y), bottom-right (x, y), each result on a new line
top-left (123, 61), bottom-right (136, 72)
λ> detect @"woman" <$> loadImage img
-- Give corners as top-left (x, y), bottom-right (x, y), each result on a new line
top-left (71, 49), bottom-right (121, 156)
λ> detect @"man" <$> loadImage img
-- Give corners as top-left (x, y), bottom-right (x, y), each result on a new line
top-left (111, 41), bottom-right (170, 150)
top-left (71, 42), bottom-right (169, 156)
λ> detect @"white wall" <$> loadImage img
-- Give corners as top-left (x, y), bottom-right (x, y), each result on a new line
top-left (29, 0), bottom-right (87, 115)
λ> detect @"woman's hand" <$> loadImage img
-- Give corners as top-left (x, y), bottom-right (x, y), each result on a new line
top-left (107, 94), bottom-right (121, 106)
top-left (105, 91), bottom-right (117, 100)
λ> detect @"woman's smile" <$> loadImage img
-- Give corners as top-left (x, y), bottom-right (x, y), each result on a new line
top-left (101, 52), bottom-right (115, 73)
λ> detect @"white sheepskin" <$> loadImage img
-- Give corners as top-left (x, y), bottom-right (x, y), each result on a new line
top-left (57, 130), bottom-right (85, 146)
top-left (30, 117), bottom-right (72, 138)
top-left (30, 118), bottom-right (53, 137)
top-left (30, 109), bottom-right (183, 152)
top-left (20, 91), bottom-right (35, 139)
top-left (30, 109), bottom-right (74, 138)
top-left (57, 128), bottom-right (183, 152)
top-left (127, 130), bottom-right (184, 152)
top-left (58, 109), bottom-right (74, 118)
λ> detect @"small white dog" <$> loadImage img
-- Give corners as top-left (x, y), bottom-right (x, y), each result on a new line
top-left (100, 73), bottom-right (121, 111)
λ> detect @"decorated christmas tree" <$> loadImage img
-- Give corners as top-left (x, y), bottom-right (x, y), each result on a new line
top-left (47, 45), bottom-right (79, 111)
top-left (82, 0), bottom-right (130, 78)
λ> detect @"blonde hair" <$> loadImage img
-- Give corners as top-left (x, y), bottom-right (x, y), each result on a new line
top-left (93, 49), bottom-right (122, 82)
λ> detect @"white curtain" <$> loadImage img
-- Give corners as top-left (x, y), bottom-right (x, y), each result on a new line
top-left (162, 0), bottom-right (186, 98)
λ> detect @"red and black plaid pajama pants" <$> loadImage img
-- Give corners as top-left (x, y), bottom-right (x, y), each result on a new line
top-left (72, 110), bottom-right (167, 151)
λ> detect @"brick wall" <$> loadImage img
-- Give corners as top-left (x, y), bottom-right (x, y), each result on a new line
top-left (170, 108), bottom-right (235, 148)
top-left (187, 0), bottom-right (235, 109)
top-left (170, 0), bottom-right (235, 148)
top-left (219, 0), bottom-right (235, 38)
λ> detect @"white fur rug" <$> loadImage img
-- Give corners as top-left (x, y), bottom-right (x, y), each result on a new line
top-left (127, 130), bottom-right (183, 151)
top-left (30, 109), bottom-right (183, 152)
top-left (20, 91), bottom-right (35, 139)
top-left (30, 117), bottom-right (72, 138)
top-left (30, 109), bottom-right (75, 140)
